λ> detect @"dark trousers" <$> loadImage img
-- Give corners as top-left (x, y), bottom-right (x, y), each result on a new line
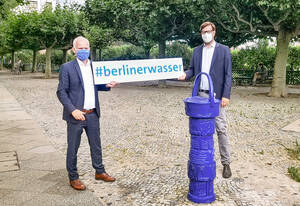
top-left (66, 111), bottom-right (105, 181)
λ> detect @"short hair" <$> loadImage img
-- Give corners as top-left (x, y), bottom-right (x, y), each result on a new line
top-left (73, 36), bottom-right (90, 49)
top-left (200, 21), bottom-right (216, 32)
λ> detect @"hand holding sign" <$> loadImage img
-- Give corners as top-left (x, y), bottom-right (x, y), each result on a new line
top-left (106, 81), bottom-right (119, 88)
top-left (178, 72), bottom-right (186, 81)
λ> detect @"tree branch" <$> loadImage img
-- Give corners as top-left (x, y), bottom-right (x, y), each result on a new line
top-left (274, 10), bottom-right (291, 27)
top-left (294, 23), bottom-right (300, 36)
top-left (232, 4), bottom-right (255, 32)
top-left (258, 5), bottom-right (290, 31)
top-left (229, 13), bottom-right (240, 31)
top-left (40, 40), bottom-right (46, 48)
top-left (50, 36), bottom-right (57, 48)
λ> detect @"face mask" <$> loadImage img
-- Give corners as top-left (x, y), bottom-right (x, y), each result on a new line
top-left (202, 32), bottom-right (213, 43)
top-left (76, 49), bottom-right (90, 61)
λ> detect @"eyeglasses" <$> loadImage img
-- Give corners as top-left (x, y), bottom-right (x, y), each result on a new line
top-left (201, 30), bottom-right (213, 35)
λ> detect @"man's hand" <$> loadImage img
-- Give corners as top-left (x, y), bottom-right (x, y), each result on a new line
top-left (178, 72), bottom-right (186, 81)
top-left (221, 97), bottom-right (230, 108)
top-left (106, 81), bottom-right (119, 88)
top-left (71, 109), bottom-right (86, 121)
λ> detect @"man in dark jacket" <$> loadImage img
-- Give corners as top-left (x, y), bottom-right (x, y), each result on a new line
top-left (57, 36), bottom-right (118, 190)
top-left (179, 22), bottom-right (233, 178)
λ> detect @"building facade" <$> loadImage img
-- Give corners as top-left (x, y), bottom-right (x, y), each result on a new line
top-left (16, 0), bottom-right (84, 12)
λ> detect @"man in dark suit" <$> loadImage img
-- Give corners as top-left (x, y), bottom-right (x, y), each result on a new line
top-left (179, 22), bottom-right (232, 178)
top-left (57, 36), bottom-right (118, 190)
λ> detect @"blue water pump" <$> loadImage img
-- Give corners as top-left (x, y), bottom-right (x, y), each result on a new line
top-left (184, 72), bottom-right (220, 203)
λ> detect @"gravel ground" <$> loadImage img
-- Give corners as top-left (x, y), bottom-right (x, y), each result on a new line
top-left (1, 70), bottom-right (300, 206)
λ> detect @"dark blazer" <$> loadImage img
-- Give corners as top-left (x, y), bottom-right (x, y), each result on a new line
top-left (57, 59), bottom-right (110, 123)
top-left (185, 42), bottom-right (232, 100)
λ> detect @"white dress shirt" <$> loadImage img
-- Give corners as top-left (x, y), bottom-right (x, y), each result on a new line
top-left (200, 41), bottom-right (216, 90)
top-left (77, 59), bottom-right (95, 110)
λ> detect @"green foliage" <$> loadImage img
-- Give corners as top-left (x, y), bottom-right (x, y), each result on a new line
top-left (151, 41), bottom-right (193, 69)
top-left (4, 49), bottom-right (74, 66)
top-left (202, 0), bottom-right (300, 95)
top-left (85, 0), bottom-right (199, 57)
top-left (0, 6), bottom-right (82, 53)
top-left (203, 0), bottom-right (300, 38)
top-left (0, 12), bottom-right (25, 52)
top-left (0, 0), bottom-right (24, 21)
top-left (83, 25), bottom-right (114, 53)
top-left (51, 50), bottom-right (75, 65)
top-left (35, 6), bottom-right (82, 49)
top-left (102, 41), bottom-right (192, 69)
top-left (288, 167), bottom-right (300, 182)
top-left (232, 44), bottom-right (276, 71)
top-left (102, 44), bottom-right (147, 60)
top-left (288, 47), bottom-right (300, 71)
top-left (16, 50), bottom-right (32, 63)
top-left (232, 45), bottom-right (300, 71)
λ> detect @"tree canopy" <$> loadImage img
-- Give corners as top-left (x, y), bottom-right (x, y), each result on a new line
top-left (200, 0), bottom-right (300, 97)
top-left (0, 0), bottom-right (24, 22)
top-left (85, 0), bottom-right (199, 57)
top-left (0, 5), bottom-right (82, 77)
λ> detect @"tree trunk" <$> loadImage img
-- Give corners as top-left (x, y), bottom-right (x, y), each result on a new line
top-left (0, 56), bottom-right (3, 70)
top-left (98, 48), bottom-right (102, 61)
top-left (144, 47), bottom-right (151, 59)
top-left (91, 48), bottom-right (96, 61)
top-left (158, 40), bottom-right (166, 58)
top-left (62, 49), bottom-right (68, 63)
top-left (158, 40), bottom-right (167, 86)
top-left (45, 47), bottom-right (52, 78)
top-left (11, 51), bottom-right (15, 71)
top-left (32, 50), bottom-right (37, 73)
top-left (268, 30), bottom-right (291, 97)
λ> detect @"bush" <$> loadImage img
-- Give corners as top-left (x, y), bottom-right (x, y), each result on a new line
top-left (3, 49), bottom-right (74, 69)
top-left (151, 41), bottom-right (193, 70)
top-left (51, 50), bottom-right (74, 65)
top-left (102, 42), bottom-right (193, 70)
top-left (232, 43), bottom-right (300, 71)
top-left (288, 166), bottom-right (300, 182)
top-left (16, 50), bottom-right (32, 64)
top-left (232, 44), bottom-right (276, 71)
top-left (287, 47), bottom-right (300, 71)
top-left (102, 45), bottom-right (147, 60)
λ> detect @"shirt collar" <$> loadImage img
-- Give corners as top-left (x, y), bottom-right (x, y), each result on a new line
top-left (204, 40), bottom-right (216, 49)
top-left (76, 58), bottom-right (90, 67)
top-left (211, 41), bottom-right (216, 48)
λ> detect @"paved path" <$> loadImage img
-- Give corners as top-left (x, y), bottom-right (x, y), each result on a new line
top-left (0, 84), bottom-right (101, 206)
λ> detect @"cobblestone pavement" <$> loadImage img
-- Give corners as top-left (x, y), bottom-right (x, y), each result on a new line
top-left (1, 71), bottom-right (300, 206)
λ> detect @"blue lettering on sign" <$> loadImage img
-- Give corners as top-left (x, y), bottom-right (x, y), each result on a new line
top-left (148, 66), bottom-right (156, 73)
top-left (104, 66), bottom-right (110, 76)
top-left (95, 63), bottom-right (182, 77)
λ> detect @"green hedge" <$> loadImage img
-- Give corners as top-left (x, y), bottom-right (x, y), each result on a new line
top-left (287, 47), bottom-right (300, 71)
top-left (102, 44), bottom-right (147, 60)
top-left (3, 43), bottom-right (299, 73)
top-left (3, 49), bottom-right (74, 66)
top-left (232, 45), bottom-right (300, 71)
top-left (151, 42), bottom-right (193, 70)
top-left (232, 46), bottom-right (276, 71)
top-left (102, 42), bottom-right (193, 70)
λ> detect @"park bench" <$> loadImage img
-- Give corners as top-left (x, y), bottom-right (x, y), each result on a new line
top-left (232, 69), bottom-right (253, 86)
top-left (233, 76), bottom-right (253, 85)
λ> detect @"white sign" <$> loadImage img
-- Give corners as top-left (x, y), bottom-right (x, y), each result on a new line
top-left (92, 58), bottom-right (183, 84)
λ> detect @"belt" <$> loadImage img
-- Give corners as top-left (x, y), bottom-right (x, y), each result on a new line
top-left (199, 89), bottom-right (209, 94)
top-left (81, 108), bottom-right (95, 114)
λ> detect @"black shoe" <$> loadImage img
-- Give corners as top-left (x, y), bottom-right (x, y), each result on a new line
top-left (222, 164), bottom-right (232, 178)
